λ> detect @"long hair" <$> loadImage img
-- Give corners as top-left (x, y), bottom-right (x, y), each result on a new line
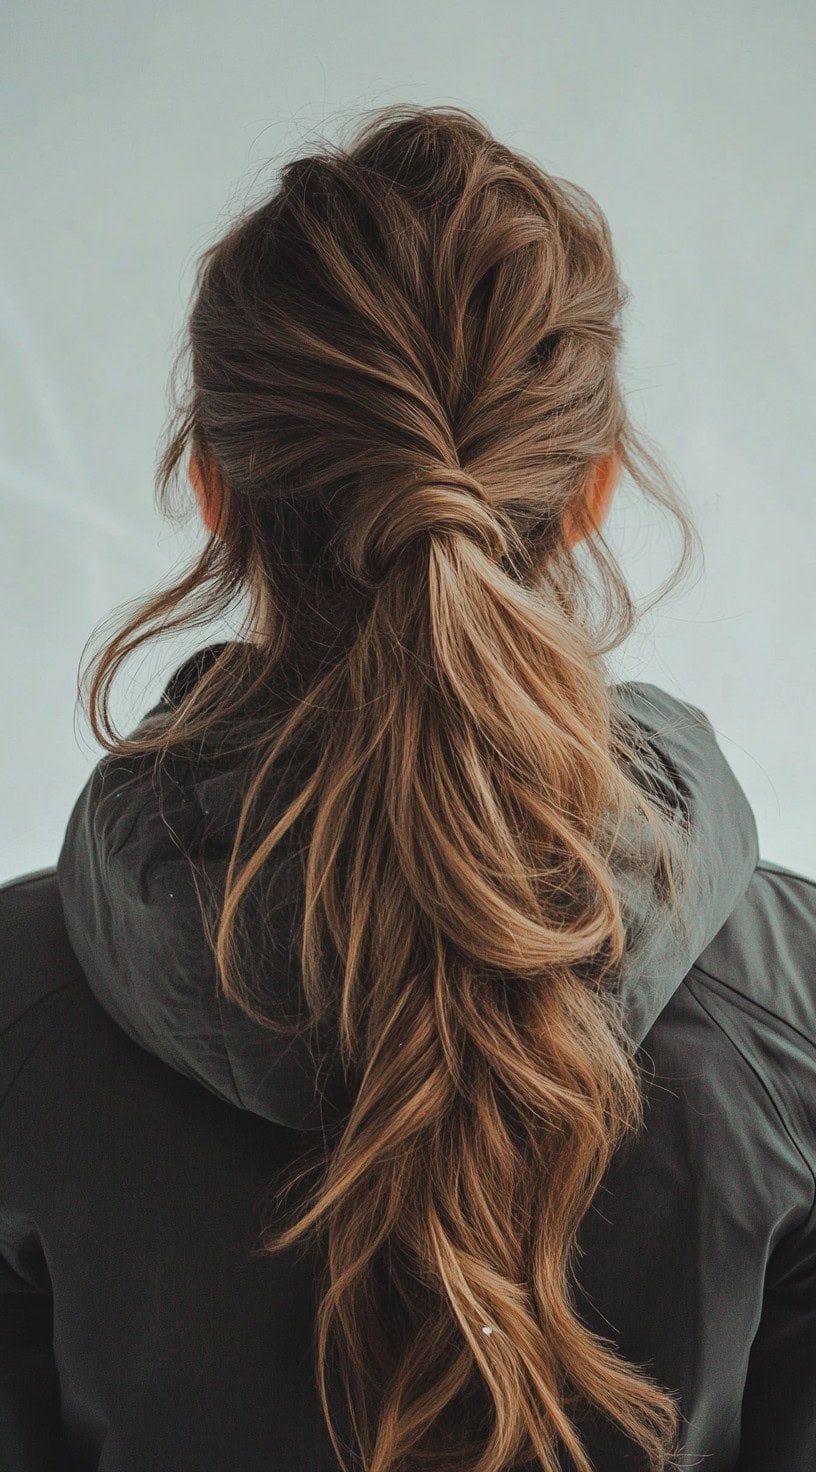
top-left (80, 104), bottom-right (703, 1472)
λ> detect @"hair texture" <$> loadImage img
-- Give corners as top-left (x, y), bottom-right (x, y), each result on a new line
top-left (81, 104), bottom-right (704, 1472)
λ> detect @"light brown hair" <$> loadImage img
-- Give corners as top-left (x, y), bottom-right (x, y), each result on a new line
top-left (82, 104), bottom-right (702, 1471)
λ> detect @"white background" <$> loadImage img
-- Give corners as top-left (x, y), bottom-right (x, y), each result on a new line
top-left (2, 0), bottom-right (814, 880)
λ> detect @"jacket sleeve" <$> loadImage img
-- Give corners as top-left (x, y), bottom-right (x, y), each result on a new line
top-left (0, 1243), bottom-right (63, 1471)
top-left (735, 1200), bottom-right (816, 1469)
top-left (0, 871), bottom-right (80, 1470)
top-left (0, 1079), bottom-right (66, 1471)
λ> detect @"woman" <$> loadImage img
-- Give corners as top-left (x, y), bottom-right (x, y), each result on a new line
top-left (2, 104), bottom-right (814, 1472)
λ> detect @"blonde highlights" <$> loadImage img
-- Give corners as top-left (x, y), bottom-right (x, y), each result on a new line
top-left (81, 105), bottom-right (703, 1471)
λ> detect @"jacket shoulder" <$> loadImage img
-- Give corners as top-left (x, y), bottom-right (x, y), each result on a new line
top-left (0, 869), bottom-right (82, 1035)
top-left (682, 860), bottom-right (816, 1199)
top-left (689, 860), bottom-right (816, 1046)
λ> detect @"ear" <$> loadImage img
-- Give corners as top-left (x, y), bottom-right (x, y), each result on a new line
top-left (189, 451), bottom-right (222, 536)
top-left (587, 449), bottom-right (620, 528)
top-left (564, 450), bottom-right (620, 547)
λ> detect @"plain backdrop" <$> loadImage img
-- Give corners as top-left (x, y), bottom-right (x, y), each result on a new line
top-left (2, 1), bottom-right (813, 882)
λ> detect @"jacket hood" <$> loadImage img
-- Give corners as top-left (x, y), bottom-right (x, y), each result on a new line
top-left (56, 643), bottom-right (759, 1133)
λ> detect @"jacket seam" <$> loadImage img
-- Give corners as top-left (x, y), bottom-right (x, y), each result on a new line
top-left (0, 976), bottom-right (84, 1042)
top-left (0, 982), bottom-right (82, 1113)
top-left (682, 972), bottom-right (816, 1219)
top-left (688, 959), bottom-right (816, 1056)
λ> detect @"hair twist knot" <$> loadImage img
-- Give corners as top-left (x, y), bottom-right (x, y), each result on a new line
top-left (347, 465), bottom-right (508, 587)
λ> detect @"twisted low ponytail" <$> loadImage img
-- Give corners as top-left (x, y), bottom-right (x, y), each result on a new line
top-left (83, 104), bottom-right (701, 1471)
top-left (262, 475), bottom-right (688, 1472)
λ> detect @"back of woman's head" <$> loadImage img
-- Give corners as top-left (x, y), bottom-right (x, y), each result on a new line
top-left (84, 103), bottom-right (702, 1472)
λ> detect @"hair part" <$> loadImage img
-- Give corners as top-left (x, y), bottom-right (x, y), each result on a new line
top-left (80, 103), bottom-right (703, 1472)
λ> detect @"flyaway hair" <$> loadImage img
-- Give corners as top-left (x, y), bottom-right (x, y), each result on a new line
top-left (77, 104), bottom-right (711, 1472)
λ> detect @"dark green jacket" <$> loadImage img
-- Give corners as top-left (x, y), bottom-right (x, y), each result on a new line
top-left (1, 647), bottom-right (814, 1470)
